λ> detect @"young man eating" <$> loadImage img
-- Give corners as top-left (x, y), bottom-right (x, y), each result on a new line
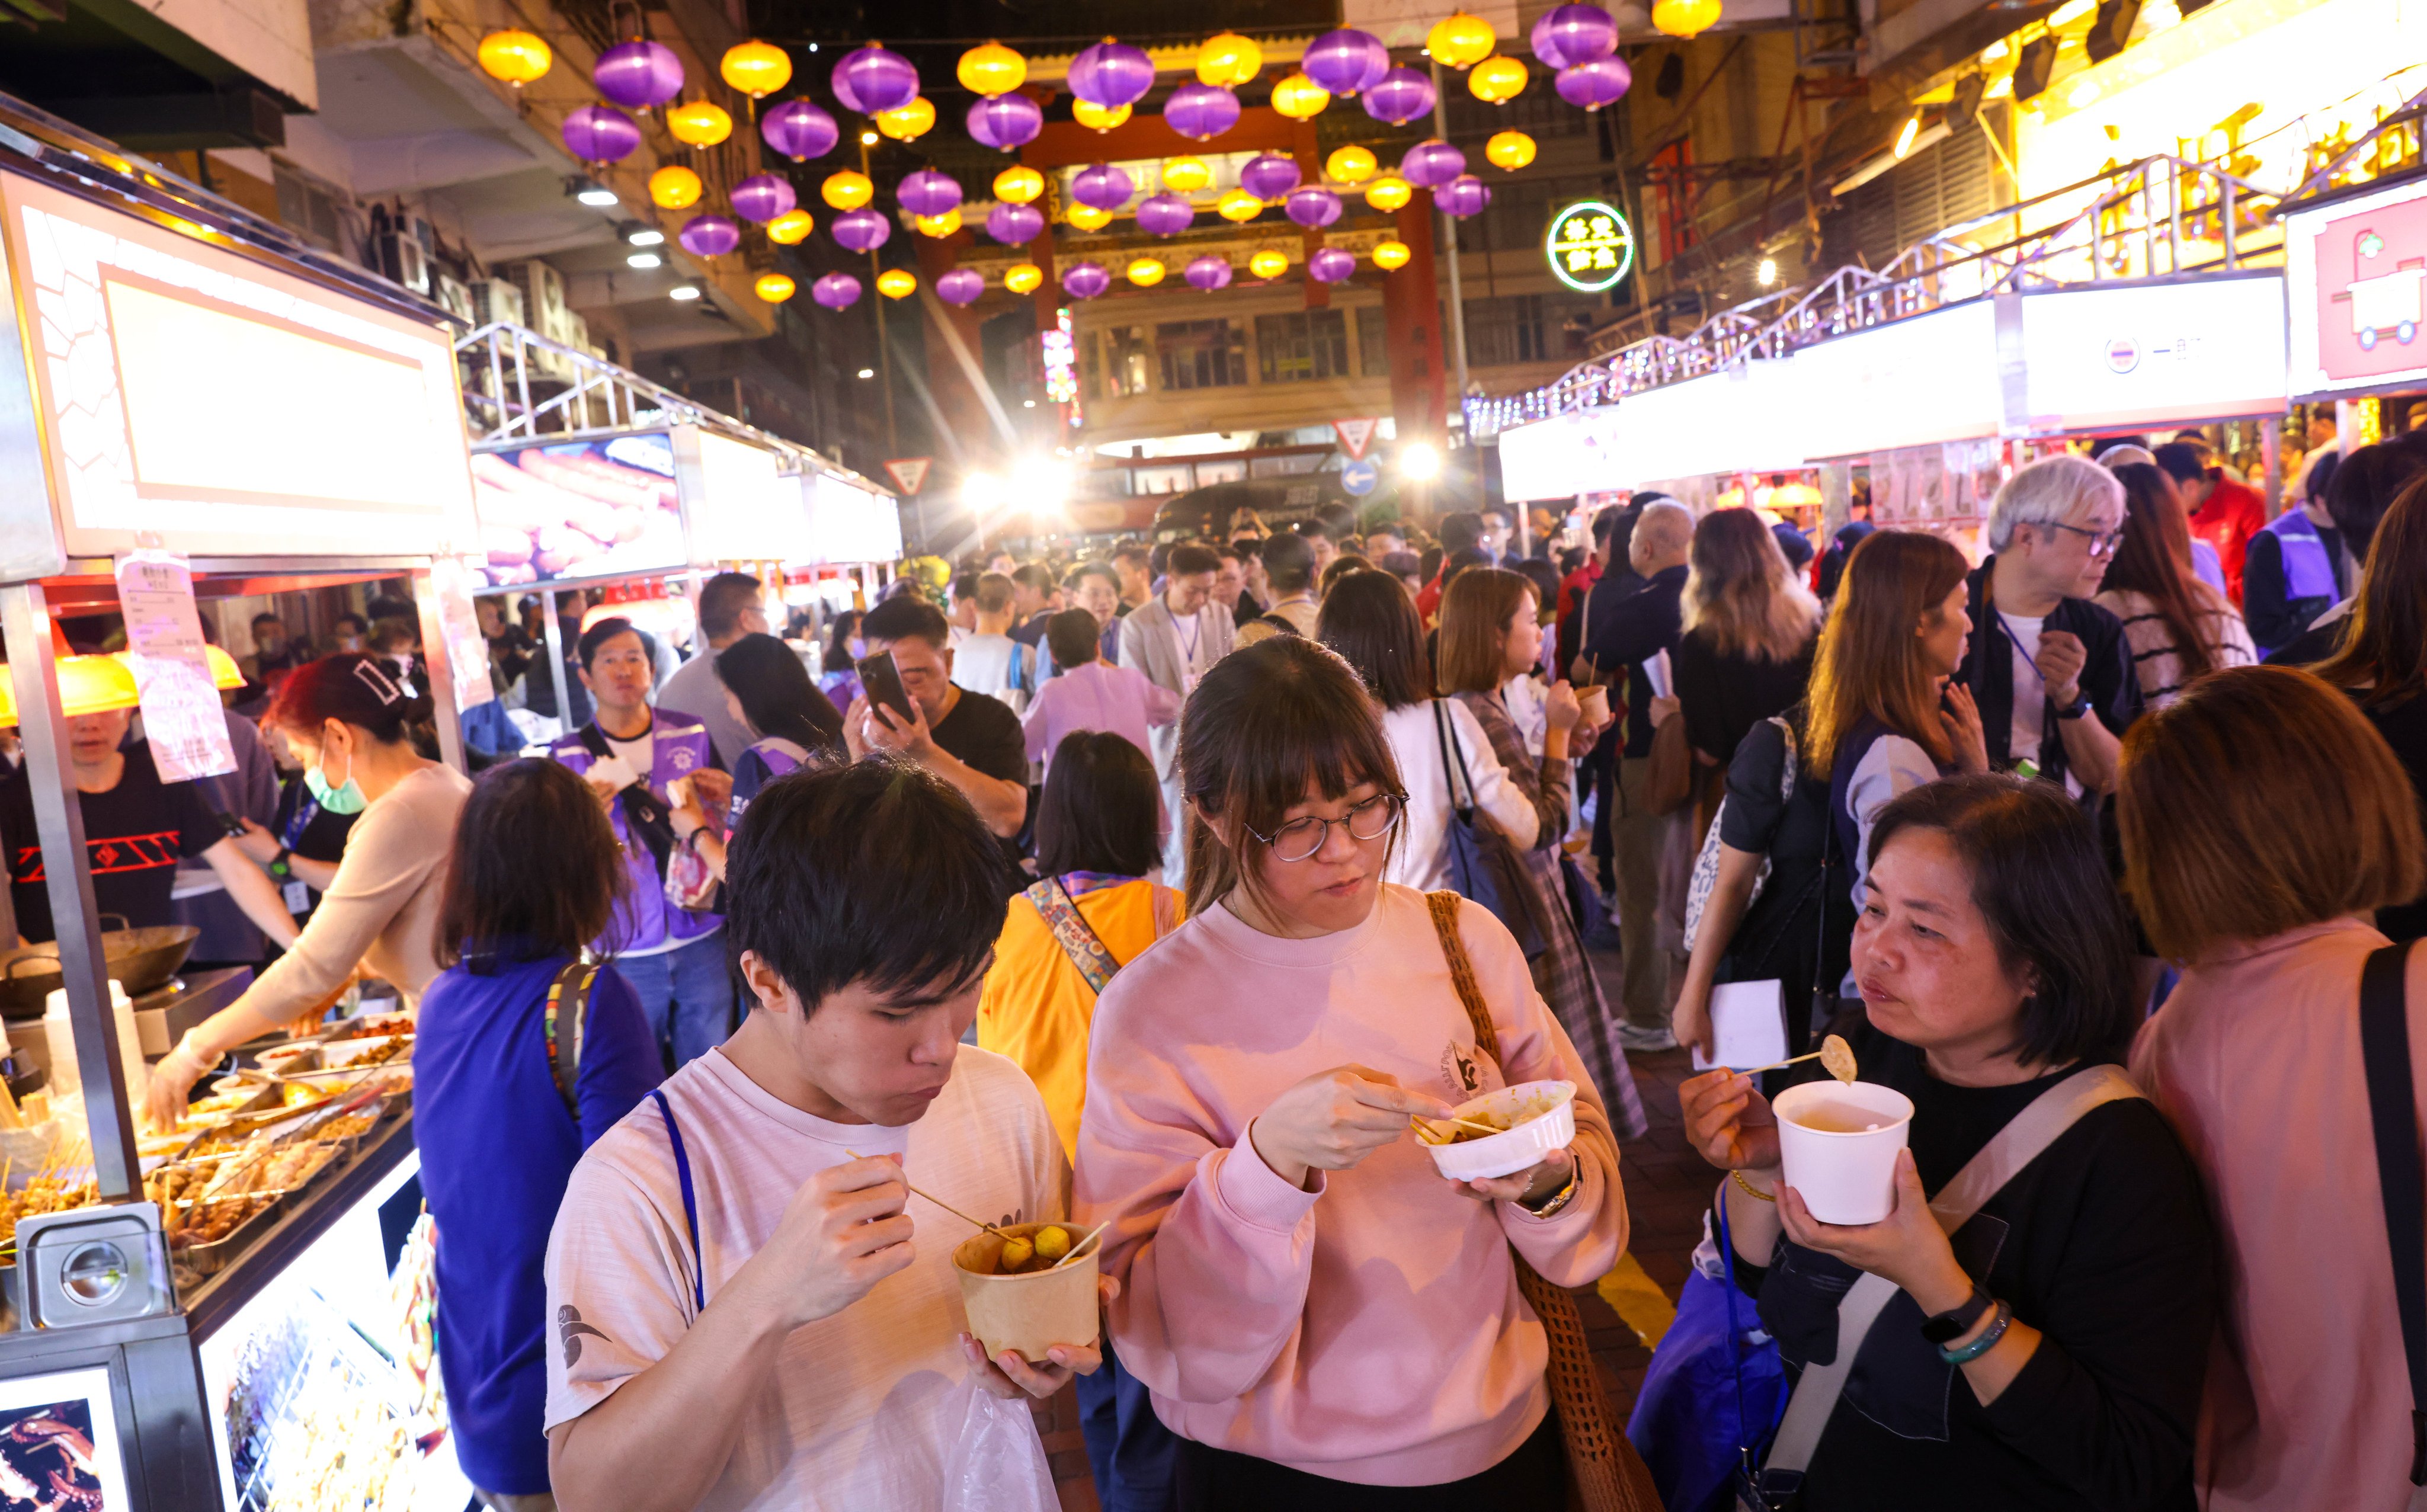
top-left (543, 761), bottom-right (1100, 1512)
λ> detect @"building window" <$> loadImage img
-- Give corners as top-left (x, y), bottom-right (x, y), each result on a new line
top-left (1256, 309), bottom-right (1351, 383)
top-left (1098, 325), bottom-right (1153, 398)
top-left (273, 161), bottom-right (347, 254)
top-left (1156, 319), bottom-right (1247, 390)
top-left (1355, 305), bottom-right (1391, 377)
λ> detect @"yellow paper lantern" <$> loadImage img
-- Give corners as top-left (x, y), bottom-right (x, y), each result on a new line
top-left (766, 209), bottom-right (815, 244)
top-left (1373, 239), bottom-right (1413, 270)
top-left (1073, 99), bottom-right (1132, 132)
top-left (719, 40), bottom-right (792, 99)
top-left (994, 165), bottom-right (1045, 204)
top-left (1325, 145), bottom-right (1378, 184)
top-left (1468, 54), bottom-right (1529, 104)
top-left (878, 268), bottom-right (918, 299)
top-left (478, 29), bottom-right (552, 86)
top-left (1365, 174), bottom-right (1413, 212)
top-left (1127, 257), bottom-right (1166, 287)
top-left (1065, 202), bottom-right (1114, 231)
top-left (1197, 31), bottom-right (1263, 87)
top-left (1485, 129), bottom-right (1537, 170)
top-left (755, 273), bottom-right (796, 303)
top-left (822, 170), bottom-right (874, 210)
top-left (1004, 262), bottom-right (1044, 294)
top-left (1427, 11), bottom-right (1497, 68)
top-left (958, 41), bottom-right (1027, 95)
top-left (1163, 156), bottom-right (1213, 193)
top-left (1652, 0), bottom-right (1723, 38)
top-left (876, 97), bottom-right (935, 142)
top-left (914, 207), bottom-right (962, 238)
top-left (649, 165), bottom-right (704, 209)
top-left (1248, 248), bottom-right (1289, 280)
top-left (1269, 72), bottom-right (1330, 121)
top-left (1216, 188), bottom-right (1264, 223)
top-left (667, 100), bottom-right (733, 148)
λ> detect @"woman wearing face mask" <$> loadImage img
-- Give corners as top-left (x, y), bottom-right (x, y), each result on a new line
top-left (143, 654), bottom-right (473, 1128)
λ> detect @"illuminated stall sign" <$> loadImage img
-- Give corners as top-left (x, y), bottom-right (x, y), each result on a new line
top-left (1042, 307), bottom-right (1080, 415)
top-left (1545, 201), bottom-right (1636, 294)
top-left (676, 426), bottom-right (805, 564)
top-left (2284, 171), bottom-right (2427, 400)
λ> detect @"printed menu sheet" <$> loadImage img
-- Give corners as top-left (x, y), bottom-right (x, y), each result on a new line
top-left (114, 549), bottom-right (236, 781)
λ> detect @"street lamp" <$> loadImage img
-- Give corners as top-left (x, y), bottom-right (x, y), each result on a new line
top-left (1400, 441), bottom-right (1443, 481)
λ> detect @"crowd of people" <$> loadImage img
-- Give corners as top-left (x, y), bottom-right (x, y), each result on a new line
top-left (64, 424), bottom-right (2427, 1512)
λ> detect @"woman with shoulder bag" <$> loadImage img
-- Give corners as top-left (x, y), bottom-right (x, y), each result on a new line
top-left (414, 758), bottom-right (664, 1512)
top-left (1679, 774), bottom-right (2216, 1510)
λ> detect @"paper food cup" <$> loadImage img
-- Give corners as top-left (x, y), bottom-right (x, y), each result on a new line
top-left (1577, 684), bottom-right (1611, 728)
top-left (1773, 1080), bottom-right (1915, 1225)
top-left (1425, 1079), bottom-right (1578, 1183)
top-left (952, 1222), bottom-right (1101, 1364)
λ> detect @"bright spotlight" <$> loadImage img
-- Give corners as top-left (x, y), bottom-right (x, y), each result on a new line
top-left (1893, 114), bottom-right (1923, 159)
top-left (859, 130), bottom-right (879, 146)
top-left (963, 472), bottom-right (1004, 510)
top-left (627, 251), bottom-right (663, 270)
top-left (1757, 257), bottom-right (1778, 287)
top-left (626, 226), bottom-right (665, 246)
top-left (857, 367), bottom-right (875, 379)
top-left (1400, 441), bottom-right (1442, 481)
top-left (1012, 455), bottom-right (1071, 503)
top-left (668, 283), bottom-right (702, 302)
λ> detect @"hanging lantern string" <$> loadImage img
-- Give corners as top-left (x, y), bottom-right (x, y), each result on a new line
top-left (457, 15), bottom-right (1570, 59)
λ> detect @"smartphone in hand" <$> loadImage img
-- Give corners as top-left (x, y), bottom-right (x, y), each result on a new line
top-left (858, 651), bottom-right (915, 728)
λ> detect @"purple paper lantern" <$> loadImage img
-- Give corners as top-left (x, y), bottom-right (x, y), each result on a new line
top-left (760, 98), bottom-right (838, 162)
top-left (1238, 152), bottom-right (1302, 202)
top-left (1163, 82), bottom-right (1241, 142)
top-left (1362, 66), bottom-right (1437, 126)
top-left (967, 92), bottom-right (1043, 151)
top-left (1184, 255), bottom-right (1234, 291)
top-left (897, 169), bottom-right (963, 219)
top-left (831, 207), bottom-right (892, 253)
top-left (1135, 193), bottom-right (1196, 237)
top-left (1071, 162), bottom-right (1135, 212)
top-left (811, 273), bottom-right (862, 309)
top-left (594, 40), bottom-right (683, 111)
top-left (1062, 261), bottom-right (1110, 300)
top-left (1308, 247), bottom-right (1357, 283)
top-left (1400, 138), bottom-right (1467, 188)
top-left (831, 44), bottom-right (918, 115)
top-left (730, 174), bottom-right (798, 223)
top-left (985, 202), bottom-right (1045, 245)
top-left (937, 268), bottom-right (986, 306)
top-left (1554, 56), bottom-right (1632, 110)
top-left (1438, 174), bottom-right (1493, 219)
top-left (560, 105), bottom-right (640, 165)
top-left (1285, 186), bottom-right (1342, 229)
top-left (1531, 3), bottom-right (1618, 69)
top-left (1068, 39), bottom-right (1155, 109)
top-left (678, 214), bottom-right (741, 257)
top-left (1302, 28), bottom-right (1389, 96)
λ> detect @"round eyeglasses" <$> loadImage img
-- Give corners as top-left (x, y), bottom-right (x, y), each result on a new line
top-left (1244, 795), bottom-right (1404, 862)
top-left (2045, 520), bottom-right (2127, 558)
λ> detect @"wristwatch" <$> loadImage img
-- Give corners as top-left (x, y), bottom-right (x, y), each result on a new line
top-left (1518, 1170), bottom-right (1578, 1219)
top-left (1919, 1283), bottom-right (1994, 1345)
top-left (266, 847), bottom-right (294, 882)
top-left (2053, 693), bottom-right (2093, 721)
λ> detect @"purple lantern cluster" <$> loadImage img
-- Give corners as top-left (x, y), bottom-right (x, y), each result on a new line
top-left (1163, 82), bottom-right (1241, 142)
top-left (1136, 193), bottom-right (1195, 236)
top-left (1284, 187), bottom-right (1341, 229)
top-left (1362, 66), bottom-right (1436, 126)
top-left (678, 214), bottom-right (740, 257)
top-left (1238, 152), bottom-right (1301, 202)
top-left (1438, 175), bottom-right (1492, 218)
top-left (812, 273), bottom-right (862, 309)
top-left (897, 169), bottom-right (963, 219)
top-left (1531, 4), bottom-right (1618, 68)
top-left (832, 44), bottom-right (919, 114)
top-left (1302, 28), bottom-right (1388, 95)
top-left (1555, 56), bottom-right (1632, 110)
top-left (1062, 261), bottom-right (1110, 300)
top-left (1071, 162), bottom-right (1135, 212)
top-left (1400, 139), bottom-right (1467, 188)
top-left (1308, 247), bottom-right (1356, 283)
top-left (1069, 39), bottom-right (1155, 109)
top-left (985, 203), bottom-right (1044, 244)
top-left (968, 93), bottom-right (1043, 151)
top-left (731, 174), bottom-right (797, 223)
top-left (831, 208), bottom-right (891, 253)
top-left (937, 268), bottom-right (986, 306)
top-left (761, 99), bottom-right (838, 163)
top-left (561, 105), bottom-right (639, 165)
top-left (594, 40), bottom-right (683, 111)
top-left (1184, 255), bottom-right (1233, 291)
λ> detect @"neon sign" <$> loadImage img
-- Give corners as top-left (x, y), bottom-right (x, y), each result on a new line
top-left (1545, 200), bottom-right (1636, 293)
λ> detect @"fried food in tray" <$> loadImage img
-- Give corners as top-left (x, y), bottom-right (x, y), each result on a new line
top-left (0, 1177), bottom-right (99, 1247)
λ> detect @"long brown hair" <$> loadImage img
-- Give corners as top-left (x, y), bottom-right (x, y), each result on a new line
top-left (1179, 636), bottom-right (1405, 917)
top-left (1804, 530), bottom-right (1968, 780)
top-left (2100, 463), bottom-right (2219, 683)
top-left (1682, 507), bottom-right (1823, 662)
top-left (1435, 567), bottom-right (1533, 695)
top-left (2312, 470), bottom-right (2427, 707)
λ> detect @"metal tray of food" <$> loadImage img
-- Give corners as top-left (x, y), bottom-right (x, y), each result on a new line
top-left (171, 1192), bottom-right (284, 1275)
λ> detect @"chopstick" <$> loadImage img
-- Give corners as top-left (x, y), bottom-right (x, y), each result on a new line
top-left (846, 1151), bottom-right (1005, 1236)
top-left (1049, 1219), bottom-right (1113, 1270)
top-left (1412, 1114), bottom-right (1509, 1145)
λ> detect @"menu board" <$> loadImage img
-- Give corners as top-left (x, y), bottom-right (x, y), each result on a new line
top-left (2013, 276), bottom-right (2288, 433)
top-left (2283, 171), bottom-right (2427, 400)
top-left (801, 473), bottom-right (903, 566)
top-left (676, 427), bottom-right (806, 563)
top-left (1792, 300), bottom-right (2004, 460)
top-left (114, 549), bottom-right (237, 780)
top-left (468, 434), bottom-right (687, 590)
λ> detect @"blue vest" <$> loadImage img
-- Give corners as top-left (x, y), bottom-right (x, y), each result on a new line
top-left (549, 715), bottom-right (721, 953)
top-left (727, 736), bottom-right (811, 828)
top-left (2263, 508), bottom-right (2340, 603)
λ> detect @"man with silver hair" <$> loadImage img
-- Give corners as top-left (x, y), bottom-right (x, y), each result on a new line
top-left (1959, 453), bottom-right (2140, 797)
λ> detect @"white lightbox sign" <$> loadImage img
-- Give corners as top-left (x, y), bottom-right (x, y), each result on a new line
top-left (676, 426), bottom-right (803, 563)
top-left (2015, 275), bottom-right (2288, 432)
top-left (1791, 300), bottom-right (2003, 459)
top-left (802, 473), bottom-right (902, 565)
top-left (1498, 406), bottom-right (1627, 502)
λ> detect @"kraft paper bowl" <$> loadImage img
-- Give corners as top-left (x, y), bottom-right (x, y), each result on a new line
top-left (952, 1221), bottom-right (1101, 1364)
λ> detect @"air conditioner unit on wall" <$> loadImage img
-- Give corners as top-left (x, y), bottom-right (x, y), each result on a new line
top-left (497, 260), bottom-right (568, 339)
top-left (434, 274), bottom-right (475, 325)
top-left (373, 231), bottom-right (430, 295)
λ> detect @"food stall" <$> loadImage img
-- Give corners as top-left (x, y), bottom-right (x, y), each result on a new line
top-left (0, 92), bottom-right (481, 1508)
top-left (2282, 162), bottom-right (2427, 433)
top-left (789, 467), bottom-right (906, 663)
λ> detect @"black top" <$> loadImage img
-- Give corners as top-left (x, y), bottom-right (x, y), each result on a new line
top-left (1713, 713), bottom-right (1849, 1045)
top-left (2241, 525), bottom-right (2347, 652)
top-left (931, 688), bottom-right (1031, 872)
top-left (1958, 559), bottom-right (2141, 791)
top-left (2357, 688), bottom-right (2427, 943)
top-left (1674, 628), bottom-right (1817, 767)
top-left (1736, 1016), bottom-right (2216, 1511)
top-left (0, 744), bottom-right (225, 943)
top-left (1583, 563), bottom-right (1690, 758)
top-left (268, 773), bottom-right (360, 923)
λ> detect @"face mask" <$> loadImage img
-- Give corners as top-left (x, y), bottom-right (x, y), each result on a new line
top-left (304, 745), bottom-right (367, 815)
top-left (846, 637), bottom-right (866, 660)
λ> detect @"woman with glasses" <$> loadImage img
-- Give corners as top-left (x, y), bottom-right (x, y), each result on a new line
top-left (1074, 636), bottom-right (1631, 1507)
top-left (2092, 463), bottom-right (2255, 709)
top-left (1958, 455), bottom-right (2141, 797)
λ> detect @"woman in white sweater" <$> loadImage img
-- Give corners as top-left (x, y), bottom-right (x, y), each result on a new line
top-left (2094, 462), bottom-right (2256, 707)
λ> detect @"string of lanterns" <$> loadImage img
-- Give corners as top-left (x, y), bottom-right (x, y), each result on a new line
top-left (476, 4), bottom-right (1704, 309)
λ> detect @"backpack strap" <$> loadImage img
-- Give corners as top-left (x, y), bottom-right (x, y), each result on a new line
top-left (649, 1088), bottom-right (707, 1317)
top-left (2361, 940), bottom-right (2427, 1486)
top-left (1026, 876), bottom-right (1119, 995)
top-left (543, 961), bottom-right (600, 1118)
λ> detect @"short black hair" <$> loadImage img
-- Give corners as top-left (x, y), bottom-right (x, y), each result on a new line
top-left (1068, 561), bottom-right (1120, 592)
top-left (1315, 502), bottom-right (1359, 540)
top-left (1036, 731), bottom-right (1161, 877)
top-left (859, 594), bottom-right (953, 651)
top-left (1317, 569), bottom-right (1433, 712)
top-left (334, 613), bottom-right (369, 636)
top-left (1439, 512), bottom-right (1485, 553)
top-left (950, 572), bottom-right (981, 604)
top-left (251, 613), bottom-right (283, 630)
top-left (1167, 543), bottom-right (1220, 577)
top-left (718, 632), bottom-right (845, 757)
top-left (438, 758), bottom-right (626, 965)
top-left (725, 761), bottom-right (1008, 1011)
top-left (1868, 772), bottom-right (2136, 1068)
top-left (1442, 546), bottom-right (1492, 586)
top-left (2151, 441), bottom-right (2210, 486)
top-left (1013, 562), bottom-right (1054, 593)
top-left (1148, 542), bottom-right (1173, 577)
top-left (1045, 607), bottom-right (1102, 667)
top-left (697, 572), bottom-right (764, 637)
top-left (1382, 550), bottom-right (1421, 579)
top-left (1590, 507), bottom-right (1620, 546)
top-left (1294, 518), bottom-right (1333, 543)
top-left (1261, 529), bottom-right (1317, 593)
top-left (1113, 543), bottom-right (1151, 569)
top-left (577, 616), bottom-right (642, 670)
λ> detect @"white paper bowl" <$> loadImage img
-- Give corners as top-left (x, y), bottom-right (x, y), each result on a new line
top-left (1424, 1079), bottom-right (1578, 1182)
top-left (1773, 1080), bottom-right (1915, 1225)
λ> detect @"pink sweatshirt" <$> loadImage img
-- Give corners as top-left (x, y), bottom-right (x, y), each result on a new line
top-left (1074, 885), bottom-right (1626, 1486)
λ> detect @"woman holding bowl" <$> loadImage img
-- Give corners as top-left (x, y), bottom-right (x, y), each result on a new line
top-left (1680, 774), bottom-right (2214, 1510)
top-left (1075, 636), bottom-right (1629, 1505)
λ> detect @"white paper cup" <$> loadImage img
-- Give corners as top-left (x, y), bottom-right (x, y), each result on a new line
top-left (1773, 1081), bottom-right (1914, 1225)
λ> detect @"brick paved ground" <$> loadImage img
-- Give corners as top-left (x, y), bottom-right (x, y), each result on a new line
top-left (1042, 940), bottom-right (1708, 1510)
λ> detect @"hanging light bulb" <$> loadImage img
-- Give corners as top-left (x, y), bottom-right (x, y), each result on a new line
top-left (1365, 174), bottom-right (1413, 212)
top-left (1066, 201), bottom-right (1114, 231)
top-left (1485, 129), bottom-right (1538, 169)
top-left (1072, 99), bottom-right (1132, 132)
top-left (666, 100), bottom-right (733, 147)
top-left (766, 209), bottom-right (815, 244)
top-left (1163, 156), bottom-right (1213, 193)
top-left (1428, 11), bottom-right (1498, 68)
top-left (1468, 54), bottom-right (1530, 104)
top-left (1269, 72), bottom-right (1331, 120)
top-left (876, 96), bottom-right (935, 140)
top-left (755, 272), bottom-right (796, 302)
top-left (1325, 145), bottom-right (1378, 184)
top-left (478, 30), bottom-right (552, 85)
top-left (1248, 248), bottom-right (1290, 279)
top-left (1004, 262), bottom-right (1044, 293)
top-left (648, 165), bottom-right (704, 209)
top-left (720, 40), bottom-right (792, 98)
top-left (1373, 239), bottom-right (1413, 269)
top-left (822, 170), bottom-right (874, 210)
top-left (994, 165), bottom-right (1045, 204)
top-left (878, 268), bottom-right (918, 299)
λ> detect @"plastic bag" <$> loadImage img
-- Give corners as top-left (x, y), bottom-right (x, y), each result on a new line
top-left (938, 1378), bottom-right (1059, 1512)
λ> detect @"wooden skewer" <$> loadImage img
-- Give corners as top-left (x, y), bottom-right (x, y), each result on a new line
top-left (1738, 1048), bottom-right (1830, 1076)
top-left (1049, 1219), bottom-right (1114, 1270)
top-left (846, 1151), bottom-right (1005, 1236)
top-left (1413, 1114), bottom-right (1512, 1145)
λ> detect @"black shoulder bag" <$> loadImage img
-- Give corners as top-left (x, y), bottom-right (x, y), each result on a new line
top-left (2362, 940), bottom-right (2427, 1488)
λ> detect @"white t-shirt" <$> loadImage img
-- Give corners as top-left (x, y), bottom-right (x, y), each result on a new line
top-left (1381, 698), bottom-right (1541, 893)
top-left (1999, 612), bottom-right (2045, 767)
top-left (543, 1046), bottom-right (1068, 1511)
top-left (951, 633), bottom-right (1027, 713)
top-left (604, 726), bottom-right (655, 783)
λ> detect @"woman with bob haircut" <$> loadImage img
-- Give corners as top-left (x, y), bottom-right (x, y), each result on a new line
top-left (1683, 773), bottom-right (2217, 1510)
top-left (1436, 567), bottom-right (1643, 1139)
top-left (1075, 635), bottom-right (1632, 1505)
top-left (2122, 665), bottom-right (2427, 1510)
top-left (2092, 463), bottom-right (2255, 708)
top-left (715, 632), bottom-right (846, 826)
top-left (415, 758), bottom-right (664, 1511)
